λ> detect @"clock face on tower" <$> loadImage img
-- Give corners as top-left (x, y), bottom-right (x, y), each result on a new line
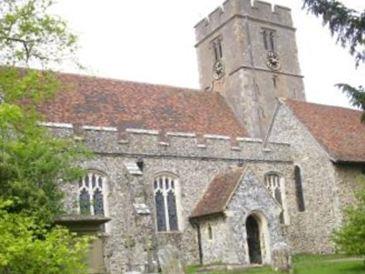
top-left (266, 51), bottom-right (280, 71)
top-left (213, 60), bottom-right (225, 80)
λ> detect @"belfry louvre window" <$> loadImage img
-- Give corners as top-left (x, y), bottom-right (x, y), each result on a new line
top-left (212, 37), bottom-right (223, 61)
top-left (79, 171), bottom-right (107, 215)
top-left (264, 173), bottom-right (289, 224)
top-left (154, 175), bottom-right (180, 232)
top-left (262, 29), bottom-right (276, 52)
top-left (294, 166), bottom-right (306, 212)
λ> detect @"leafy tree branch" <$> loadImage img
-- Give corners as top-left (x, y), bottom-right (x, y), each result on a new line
top-left (302, 0), bottom-right (365, 119)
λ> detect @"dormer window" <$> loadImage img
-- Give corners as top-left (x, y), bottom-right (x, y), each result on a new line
top-left (212, 37), bottom-right (223, 61)
top-left (262, 29), bottom-right (276, 52)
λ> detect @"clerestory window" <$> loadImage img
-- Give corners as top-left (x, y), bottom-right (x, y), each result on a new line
top-left (264, 173), bottom-right (289, 225)
top-left (78, 171), bottom-right (107, 216)
top-left (154, 174), bottom-right (180, 232)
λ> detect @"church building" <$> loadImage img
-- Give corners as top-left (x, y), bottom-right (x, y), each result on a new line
top-left (39, 0), bottom-right (365, 273)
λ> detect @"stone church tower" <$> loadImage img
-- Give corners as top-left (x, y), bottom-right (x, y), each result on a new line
top-left (195, 0), bottom-right (305, 137)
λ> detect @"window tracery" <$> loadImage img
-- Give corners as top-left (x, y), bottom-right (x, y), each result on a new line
top-left (264, 173), bottom-right (289, 224)
top-left (78, 171), bottom-right (107, 216)
top-left (153, 175), bottom-right (180, 232)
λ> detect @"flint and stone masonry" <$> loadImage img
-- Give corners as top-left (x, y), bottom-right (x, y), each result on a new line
top-left (38, 0), bottom-right (364, 273)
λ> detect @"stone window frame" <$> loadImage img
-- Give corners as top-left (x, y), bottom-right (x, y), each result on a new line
top-left (78, 170), bottom-right (109, 218)
top-left (262, 28), bottom-right (276, 52)
top-left (264, 172), bottom-right (290, 225)
top-left (211, 36), bottom-right (223, 62)
top-left (153, 172), bottom-right (182, 233)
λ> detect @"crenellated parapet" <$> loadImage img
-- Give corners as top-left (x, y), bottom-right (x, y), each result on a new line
top-left (195, 0), bottom-right (293, 43)
top-left (40, 122), bottom-right (292, 163)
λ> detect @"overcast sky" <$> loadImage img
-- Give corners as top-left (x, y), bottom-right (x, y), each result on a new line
top-left (54, 0), bottom-right (364, 109)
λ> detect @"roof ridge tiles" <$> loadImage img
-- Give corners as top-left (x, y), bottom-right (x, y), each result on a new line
top-left (55, 70), bottom-right (202, 93)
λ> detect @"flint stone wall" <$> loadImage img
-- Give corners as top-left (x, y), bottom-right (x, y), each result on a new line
top-left (51, 124), bottom-right (293, 273)
top-left (268, 103), bottom-right (363, 253)
top-left (334, 164), bottom-right (364, 220)
top-left (197, 168), bottom-right (287, 266)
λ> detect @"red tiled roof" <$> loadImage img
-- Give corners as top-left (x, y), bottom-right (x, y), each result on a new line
top-left (190, 167), bottom-right (245, 219)
top-left (39, 73), bottom-right (247, 137)
top-left (284, 99), bottom-right (365, 163)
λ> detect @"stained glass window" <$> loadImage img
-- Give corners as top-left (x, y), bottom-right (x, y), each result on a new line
top-left (78, 171), bottom-right (107, 216)
top-left (154, 175), bottom-right (180, 232)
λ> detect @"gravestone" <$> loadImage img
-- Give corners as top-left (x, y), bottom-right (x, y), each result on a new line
top-left (271, 242), bottom-right (292, 272)
top-left (157, 245), bottom-right (185, 274)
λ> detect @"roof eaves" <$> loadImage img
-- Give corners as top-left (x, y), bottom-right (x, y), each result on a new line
top-left (222, 166), bottom-right (248, 211)
top-left (189, 211), bottom-right (225, 221)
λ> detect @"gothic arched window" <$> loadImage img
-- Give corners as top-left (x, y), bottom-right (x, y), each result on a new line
top-left (264, 173), bottom-right (289, 225)
top-left (262, 28), bottom-right (276, 52)
top-left (294, 166), bottom-right (306, 212)
top-left (153, 174), bottom-right (180, 232)
top-left (212, 37), bottom-right (223, 61)
top-left (78, 171), bottom-right (107, 216)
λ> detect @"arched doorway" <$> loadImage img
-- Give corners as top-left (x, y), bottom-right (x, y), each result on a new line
top-left (246, 215), bottom-right (262, 264)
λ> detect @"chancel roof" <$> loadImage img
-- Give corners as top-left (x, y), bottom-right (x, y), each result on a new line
top-left (39, 73), bottom-right (248, 138)
top-left (190, 167), bottom-right (245, 219)
top-left (284, 99), bottom-right (365, 163)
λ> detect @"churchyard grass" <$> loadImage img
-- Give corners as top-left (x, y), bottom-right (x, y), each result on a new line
top-left (186, 255), bottom-right (365, 274)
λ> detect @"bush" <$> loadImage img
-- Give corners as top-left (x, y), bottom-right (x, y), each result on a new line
top-left (0, 200), bottom-right (91, 274)
top-left (333, 176), bottom-right (365, 258)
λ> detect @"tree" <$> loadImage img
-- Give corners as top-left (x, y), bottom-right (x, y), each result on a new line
top-left (333, 176), bottom-right (365, 258)
top-left (0, 0), bottom-right (78, 66)
top-left (0, 0), bottom-right (89, 223)
top-left (303, 1), bottom-right (365, 258)
top-left (0, 200), bottom-right (91, 274)
top-left (302, 0), bottom-right (365, 121)
top-left (0, 68), bottom-right (90, 223)
top-left (0, 0), bottom-right (91, 272)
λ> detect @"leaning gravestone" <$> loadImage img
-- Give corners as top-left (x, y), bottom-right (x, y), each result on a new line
top-left (271, 242), bottom-right (292, 272)
top-left (157, 245), bottom-right (185, 274)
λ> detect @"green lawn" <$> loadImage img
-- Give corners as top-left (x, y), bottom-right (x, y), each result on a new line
top-left (186, 255), bottom-right (365, 274)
